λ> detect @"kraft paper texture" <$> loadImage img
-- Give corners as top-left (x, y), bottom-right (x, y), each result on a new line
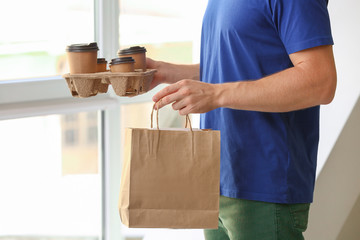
top-left (119, 127), bottom-right (220, 229)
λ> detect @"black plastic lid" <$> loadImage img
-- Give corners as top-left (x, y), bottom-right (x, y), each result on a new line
top-left (97, 58), bottom-right (107, 64)
top-left (110, 57), bottom-right (135, 65)
top-left (66, 42), bottom-right (99, 52)
top-left (117, 46), bottom-right (147, 56)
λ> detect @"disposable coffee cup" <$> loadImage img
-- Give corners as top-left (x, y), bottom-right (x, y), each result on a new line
top-left (117, 46), bottom-right (146, 71)
top-left (97, 58), bottom-right (107, 72)
top-left (66, 42), bottom-right (99, 74)
top-left (110, 57), bottom-right (135, 72)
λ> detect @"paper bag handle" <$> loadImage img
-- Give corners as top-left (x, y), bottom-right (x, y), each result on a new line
top-left (151, 101), bottom-right (193, 131)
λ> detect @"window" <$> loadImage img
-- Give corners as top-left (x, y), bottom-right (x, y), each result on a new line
top-left (86, 112), bottom-right (98, 144)
top-left (0, 0), bottom-right (104, 239)
top-left (0, 113), bottom-right (101, 239)
top-left (61, 112), bottom-right (99, 175)
top-left (65, 129), bottom-right (79, 145)
top-left (65, 114), bottom-right (78, 122)
top-left (87, 112), bottom-right (98, 121)
top-left (88, 126), bottom-right (98, 144)
top-left (119, 0), bottom-right (206, 64)
top-left (0, 0), bottom-right (94, 81)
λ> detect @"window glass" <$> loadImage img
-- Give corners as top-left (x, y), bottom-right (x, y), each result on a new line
top-left (0, 0), bottom-right (94, 81)
top-left (119, 0), bottom-right (207, 64)
top-left (0, 112), bottom-right (101, 239)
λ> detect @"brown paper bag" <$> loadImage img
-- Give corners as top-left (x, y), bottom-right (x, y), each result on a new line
top-left (119, 107), bottom-right (220, 229)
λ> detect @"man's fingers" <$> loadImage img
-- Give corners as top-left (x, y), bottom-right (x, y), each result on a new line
top-left (152, 83), bottom-right (180, 103)
top-left (172, 98), bottom-right (188, 111)
top-left (154, 91), bottom-right (181, 109)
top-left (178, 105), bottom-right (191, 116)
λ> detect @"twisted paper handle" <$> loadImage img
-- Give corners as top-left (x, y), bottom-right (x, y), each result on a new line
top-left (151, 100), bottom-right (193, 131)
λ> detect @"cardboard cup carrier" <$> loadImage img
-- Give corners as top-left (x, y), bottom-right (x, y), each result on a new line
top-left (64, 44), bottom-right (155, 98)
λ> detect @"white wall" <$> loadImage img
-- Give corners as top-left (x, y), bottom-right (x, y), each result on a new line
top-left (304, 97), bottom-right (360, 240)
top-left (304, 2), bottom-right (360, 239)
top-left (317, 1), bottom-right (360, 176)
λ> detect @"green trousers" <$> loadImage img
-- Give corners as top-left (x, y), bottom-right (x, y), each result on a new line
top-left (204, 196), bottom-right (310, 240)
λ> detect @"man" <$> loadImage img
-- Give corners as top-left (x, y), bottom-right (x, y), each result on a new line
top-left (147, 0), bottom-right (336, 239)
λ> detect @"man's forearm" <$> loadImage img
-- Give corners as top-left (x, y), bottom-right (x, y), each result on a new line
top-left (162, 62), bottom-right (200, 84)
top-left (214, 45), bottom-right (337, 112)
top-left (216, 64), bottom-right (336, 112)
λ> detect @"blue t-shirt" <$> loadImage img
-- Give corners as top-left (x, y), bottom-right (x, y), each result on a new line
top-left (200, 0), bottom-right (333, 203)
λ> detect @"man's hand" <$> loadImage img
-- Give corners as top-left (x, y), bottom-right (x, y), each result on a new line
top-left (146, 58), bottom-right (168, 90)
top-left (152, 79), bottom-right (221, 115)
top-left (146, 58), bottom-right (200, 90)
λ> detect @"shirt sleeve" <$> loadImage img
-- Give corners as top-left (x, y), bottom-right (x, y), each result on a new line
top-left (270, 0), bottom-right (334, 54)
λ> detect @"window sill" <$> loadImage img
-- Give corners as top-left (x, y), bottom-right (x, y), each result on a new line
top-left (0, 75), bottom-right (118, 120)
